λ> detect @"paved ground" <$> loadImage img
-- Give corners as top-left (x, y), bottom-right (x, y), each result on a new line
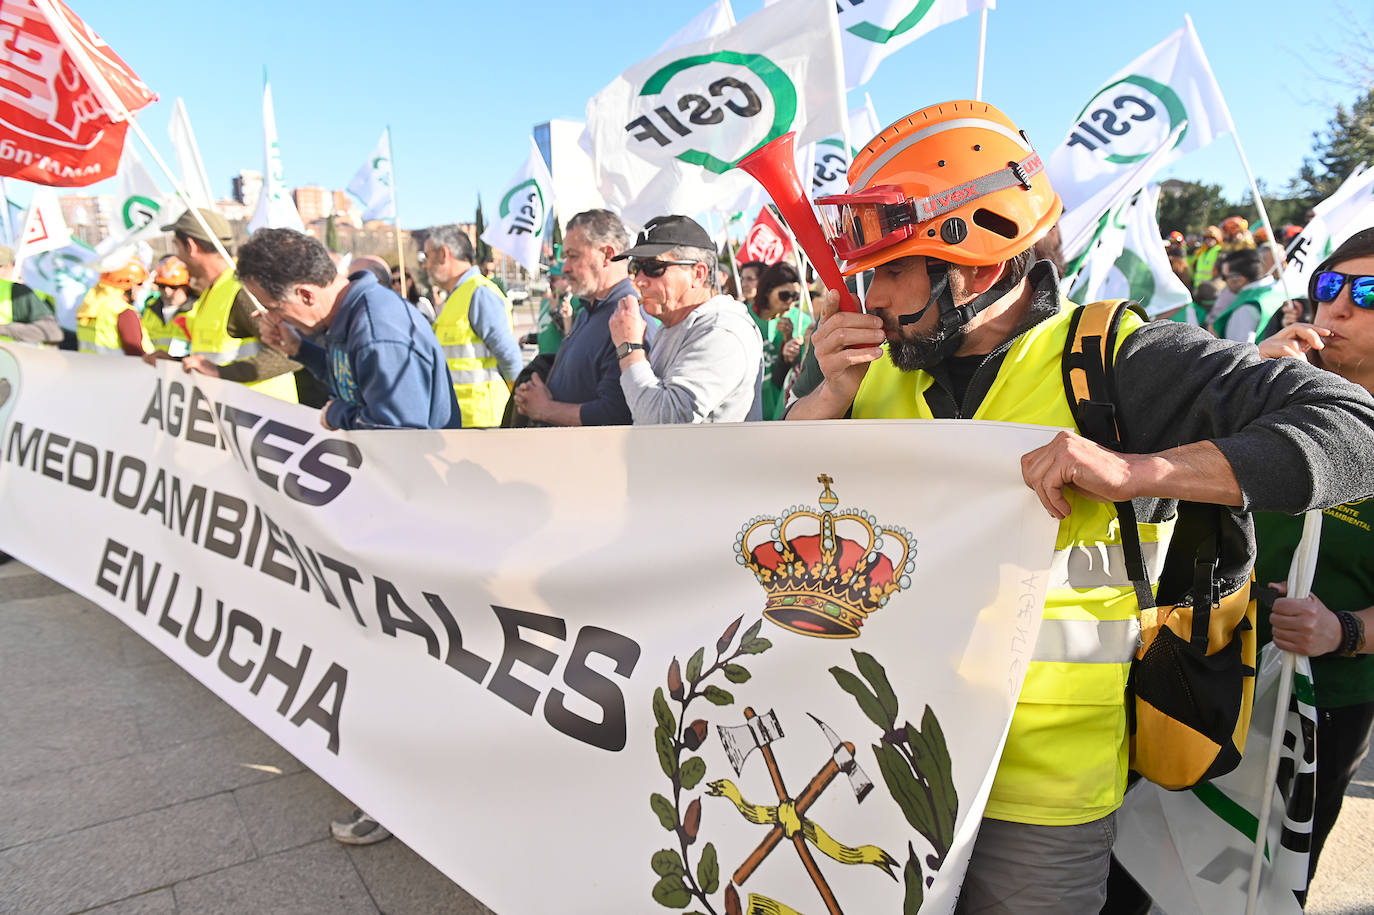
top-left (1, 557), bottom-right (1369, 914)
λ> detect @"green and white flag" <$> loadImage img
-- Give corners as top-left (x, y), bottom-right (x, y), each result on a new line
top-left (106, 144), bottom-right (183, 248)
top-left (1066, 184), bottom-right (1191, 318)
top-left (586, 0), bottom-right (845, 228)
top-left (481, 136), bottom-right (555, 274)
top-left (347, 128), bottom-right (396, 222)
top-left (1282, 163), bottom-right (1374, 296)
top-left (810, 94), bottom-right (883, 200)
top-left (169, 98), bottom-right (216, 211)
top-left (658, 0), bottom-right (736, 53)
top-left (767, 0), bottom-right (993, 90)
top-left (248, 77), bottom-right (305, 233)
top-left (18, 239), bottom-right (97, 331)
top-left (1050, 16), bottom-right (1231, 257)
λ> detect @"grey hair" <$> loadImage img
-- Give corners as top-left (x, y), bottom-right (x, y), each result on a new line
top-left (427, 224), bottom-right (475, 263)
top-left (567, 209), bottom-right (630, 254)
top-left (664, 245), bottom-right (719, 293)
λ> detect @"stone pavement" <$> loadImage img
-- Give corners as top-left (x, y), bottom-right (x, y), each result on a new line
top-left (2, 558), bottom-right (1370, 914)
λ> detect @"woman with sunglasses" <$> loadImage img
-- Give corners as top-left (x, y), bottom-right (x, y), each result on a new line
top-left (1252, 227), bottom-right (1374, 901)
top-left (750, 261), bottom-right (812, 420)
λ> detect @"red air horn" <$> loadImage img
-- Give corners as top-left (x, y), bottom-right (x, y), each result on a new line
top-left (736, 132), bottom-right (861, 313)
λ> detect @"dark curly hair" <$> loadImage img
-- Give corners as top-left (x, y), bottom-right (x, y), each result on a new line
top-left (236, 228), bottom-right (337, 301)
top-left (751, 261), bottom-right (801, 317)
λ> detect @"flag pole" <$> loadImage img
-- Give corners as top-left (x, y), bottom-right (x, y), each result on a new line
top-left (975, 8), bottom-right (989, 100)
top-left (1244, 509), bottom-right (1323, 915)
top-left (388, 127), bottom-right (407, 300)
top-left (0, 177), bottom-right (13, 247)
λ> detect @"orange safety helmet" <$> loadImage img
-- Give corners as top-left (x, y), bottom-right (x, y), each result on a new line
top-left (152, 256), bottom-right (190, 287)
top-left (100, 260), bottom-right (148, 290)
top-left (1221, 215), bottom-right (1248, 235)
top-left (816, 100), bottom-right (1062, 275)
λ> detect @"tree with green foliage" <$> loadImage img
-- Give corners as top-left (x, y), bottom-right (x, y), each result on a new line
top-left (1156, 181), bottom-right (1233, 237)
top-left (324, 213), bottom-right (339, 252)
top-left (474, 196), bottom-right (492, 264)
top-left (1292, 88), bottom-right (1374, 214)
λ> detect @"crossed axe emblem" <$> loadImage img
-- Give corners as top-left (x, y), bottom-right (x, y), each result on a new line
top-left (708, 707), bottom-right (894, 915)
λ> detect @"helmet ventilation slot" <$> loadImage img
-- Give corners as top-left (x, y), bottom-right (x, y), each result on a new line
top-left (972, 208), bottom-right (1019, 239)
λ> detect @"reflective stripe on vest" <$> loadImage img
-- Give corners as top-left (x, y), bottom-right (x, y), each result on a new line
top-left (188, 269), bottom-right (297, 403)
top-left (432, 273), bottom-right (510, 427)
top-left (852, 300), bottom-right (1173, 827)
top-left (76, 285), bottom-right (150, 356)
top-left (142, 302), bottom-right (192, 355)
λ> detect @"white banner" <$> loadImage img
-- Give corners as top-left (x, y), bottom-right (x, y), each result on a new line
top-left (347, 128), bottom-right (396, 223)
top-left (0, 346), bottom-right (1061, 915)
top-left (1049, 16), bottom-right (1231, 255)
top-left (1282, 164), bottom-right (1374, 296)
top-left (481, 137), bottom-right (555, 274)
top-left (587, 0), bottom-right (845, 228)
top-left (169, 97), bottom-right (217, 211)
top-left (1066, 184), bottom-right (1193, 317)
top-left (1116, 645), bottom-right (1314, 914)
top-left (810, 95), bottom-right (884, 200)
top-left (248, 79), bottom-right (305, 233)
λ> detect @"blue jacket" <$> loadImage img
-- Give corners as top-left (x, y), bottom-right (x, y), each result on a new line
top-left (545, 277), bottom-right (658, 426)
top-left (296, 271), bottom-right (462, 430)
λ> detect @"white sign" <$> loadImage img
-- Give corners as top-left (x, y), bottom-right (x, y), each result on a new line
top-left (0, 346), bottom-right (1062, 915)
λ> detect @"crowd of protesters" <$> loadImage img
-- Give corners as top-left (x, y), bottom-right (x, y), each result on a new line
top-left (2, 166), bottom-right (1372, 911)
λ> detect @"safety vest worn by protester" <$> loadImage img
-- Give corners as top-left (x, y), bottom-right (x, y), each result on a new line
top-left (432, 273), bottom-right (510, 427)
top-left (76, 283), bottom-right (152, 356)
top-left (852, 302), bottom-right (1174, 827)
top-left (1189, 245), bottom-right (1220, 288)
top-left (188, 269), bottom-right (297, 403)
top-left (141, 299), bottom-right (192, 356)
top-left (0, 279), bottom-right (55, 345)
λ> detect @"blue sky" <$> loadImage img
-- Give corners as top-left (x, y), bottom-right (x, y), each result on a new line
top-left (43, 0), bottom-right (1369, 230)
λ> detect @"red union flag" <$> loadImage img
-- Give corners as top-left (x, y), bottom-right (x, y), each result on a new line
top-left (736, 206), bottom-right (794, 266)
top-left (0, 0), bottom-right (155, 186)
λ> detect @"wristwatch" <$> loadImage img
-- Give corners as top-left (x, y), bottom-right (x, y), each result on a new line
top-left (616, 341), bottom-right (646, 359)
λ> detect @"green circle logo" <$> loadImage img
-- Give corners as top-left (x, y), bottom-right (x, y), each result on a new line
top-left (1069, 74), bottom-right (1188, 166)
top-left (122, 195), bottom-right (160, 231)
top-left (846, 0), bottom-right (937, 44)
top-left (499, 179), bottom-right (546, 238)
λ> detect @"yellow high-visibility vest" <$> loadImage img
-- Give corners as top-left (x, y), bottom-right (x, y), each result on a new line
top-left (432, 273), bottom-right (510, 427)
top-left (853, 302), bottom-right (1173, 826)
top-left (0, 280), bottom-right (15, 344)
top-left (76, 283), bottom-right (151, 356)
top-left (141, 297), bottom-right (192, 356)
top-left (188, 269), bottom-right (297, 403)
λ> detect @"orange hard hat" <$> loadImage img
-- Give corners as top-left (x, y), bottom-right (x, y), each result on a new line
top-left (100, 260), bottom-right (148, 290)
top-left (1168, 231), bottom-right (1185, 243)
top-left (1221, 215), bottom-right (1248, 234)
top-left (153, 256), bottom-right (190, 287)
top-left (816, 100), bottom-right (1062, 275)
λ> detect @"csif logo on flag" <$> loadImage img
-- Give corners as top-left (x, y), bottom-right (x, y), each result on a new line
top-left (841, 0), bottom-right (938, 44)
top-left (812, 138), bottom-right (852, 194)
top-left (1064, 75), bottom-right (1188, 164)
top-left (625, 52), bottom-right (797, 175)
top-left (500, 179), bottom-right (546, 237)
top-left (121, 195), bottom-right (160, 232)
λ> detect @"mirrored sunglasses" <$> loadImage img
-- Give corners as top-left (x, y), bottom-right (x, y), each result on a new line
top-left (1313, 271), bottom-right (1374, 309)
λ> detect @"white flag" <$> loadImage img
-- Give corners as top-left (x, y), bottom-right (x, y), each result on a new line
top-left (248, 79), bottom-right (305, 233)
top-left (1066, 184), bottom-right (1192, 318)
top-left (481, 137), bottom-right (556, 274)
top-left (1115, 645), bottom-right (1314, 915)
top-left (1050, 16), bottom-right (1231, 254)
top-left (17, 239), bottom-right (98, 330)
top-left (14, 187), bottom-right (71, 265)
top-left (168, 98), bottom-right (216, 210)
top-left (107, 144), bottom-right (184, 247)
top-left (347, 129), bottom-right (396, 222)
top-left (658, 0), bottom-right (736, 53)
top-left (586, 0), bottom-right (845, 228)
top-left (784, 0), bottom-right (993, 90)
top-left (810, 94), bottom-right (884, 200)
top-left (1282, 164), bottom-right (1374, 296)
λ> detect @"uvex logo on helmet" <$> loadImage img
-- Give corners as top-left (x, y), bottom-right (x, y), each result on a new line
top-left (1065, 75), bottom-right (1188, 165)
top-left (843, 0), bottom-right (937, 44)
top-left (627, 52), bottom-right (797, 176)
top-left (499, 179), bottom-right (545, 237)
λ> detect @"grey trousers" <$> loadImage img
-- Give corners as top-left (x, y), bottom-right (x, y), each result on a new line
top-left (954, 813), bottom-right (1117, 914)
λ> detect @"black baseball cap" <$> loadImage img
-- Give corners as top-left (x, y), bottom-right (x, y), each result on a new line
top-left (612, 215), bottom-right (714, 261)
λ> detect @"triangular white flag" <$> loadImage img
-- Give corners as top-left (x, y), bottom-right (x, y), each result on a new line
top-left (586, 0), bottom-right (845, 228)
top-left (1050, 16), bottom-right (1232, 254)
top-left (248, 79), bottom-right (305, 232)
top-left (169, 98), bottom-right (216, 210)
top-left (347, 129), bottom-right (396, 222)
top-left (15, 187), bottom-right (72, 266)
top-left (481, 137), bottom-right (556, 274)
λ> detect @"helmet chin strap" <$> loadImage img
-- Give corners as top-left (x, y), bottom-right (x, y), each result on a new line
top-left (897, 259), bottom-right (1021, 336)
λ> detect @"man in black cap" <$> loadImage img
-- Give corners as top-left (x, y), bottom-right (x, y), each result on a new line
top-left (609, 215), bottom-right (762, 423)
top-left (158, 209), bottom-right (305, 404)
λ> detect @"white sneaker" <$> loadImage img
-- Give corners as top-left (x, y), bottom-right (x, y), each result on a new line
top-left (330, 808), bottom-right (392, 845)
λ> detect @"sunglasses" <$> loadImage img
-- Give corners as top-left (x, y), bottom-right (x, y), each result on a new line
top-left (630, 258), bottom-right (694, 278)
top-left (1313, 271), bottom-right (1374, 308)
top-left (776, 290), bottom-right (800, 303)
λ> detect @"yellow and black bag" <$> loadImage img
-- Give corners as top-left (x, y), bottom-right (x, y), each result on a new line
top-left (1063, 299), bottom-right (1258, 790)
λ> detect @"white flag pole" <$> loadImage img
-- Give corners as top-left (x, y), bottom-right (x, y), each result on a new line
top-left (388, 127), bottom-right (407, 298)
top-left (975, 8), bottom-right (989, 101)
top-left (1244, 508), bottom-right (1323, 915)
top-left (1186, 15), bottom-right (1297, 308)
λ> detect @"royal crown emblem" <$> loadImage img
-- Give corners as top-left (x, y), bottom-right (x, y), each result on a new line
top-left (735, 475), bottom-right (916, 639)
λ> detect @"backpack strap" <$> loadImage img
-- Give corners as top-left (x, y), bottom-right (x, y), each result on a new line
top-left (1062, 299), bottom-right (1156, 610)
